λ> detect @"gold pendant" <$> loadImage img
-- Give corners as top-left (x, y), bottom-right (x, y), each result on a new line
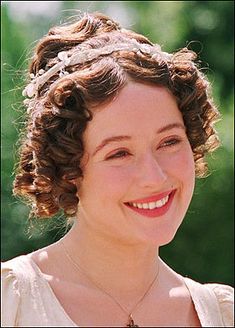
top-left (126, 314), bottom-right (139, 327)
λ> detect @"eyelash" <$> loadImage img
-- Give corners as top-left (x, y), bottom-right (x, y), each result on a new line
top-left (106, 150), bottom-right (130, 160)
top-left (105, 137), bottom-right (182, 160)
top-left (158, 137), bottom-right (182, 149)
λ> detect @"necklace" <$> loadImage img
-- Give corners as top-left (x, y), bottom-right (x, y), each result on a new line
top-left (61, 240), bottom-right (160, 327)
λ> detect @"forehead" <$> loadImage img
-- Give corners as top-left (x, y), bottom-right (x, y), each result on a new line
top-left (84, 82), bottom-right (183, 141)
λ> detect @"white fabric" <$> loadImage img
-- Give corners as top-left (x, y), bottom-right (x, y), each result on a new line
top-left (22, 38), bottom-right (169, 99)
top-left (1, 255), bottom-right (234, 327)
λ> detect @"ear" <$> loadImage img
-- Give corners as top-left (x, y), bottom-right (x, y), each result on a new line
top-left (70, 179), bottom-right (77, 186)
top-left (70, 177), bottom-right (83, 199)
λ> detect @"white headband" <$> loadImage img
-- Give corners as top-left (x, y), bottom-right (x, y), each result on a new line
top-left (22, 38), bottom-right (171, 101)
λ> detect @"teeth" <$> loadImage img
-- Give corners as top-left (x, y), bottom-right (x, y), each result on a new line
top-left (156, 199), bottom-right (163, 207)
top-left (129, 195), bottom-right (169, 210)
top-left (149, 202), bottom-right (156, 210)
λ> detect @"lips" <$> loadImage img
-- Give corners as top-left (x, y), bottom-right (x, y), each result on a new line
top-left (124, 189), bottom-right (176, 218)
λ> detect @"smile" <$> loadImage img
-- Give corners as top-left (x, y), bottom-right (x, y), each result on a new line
top-left (124, 190), bottom-right (176, 218)
top-left (129, 195), bottom-right (169, 209)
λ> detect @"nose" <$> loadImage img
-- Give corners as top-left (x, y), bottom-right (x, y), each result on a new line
top-left (135, 152), bottom-right (168, 189)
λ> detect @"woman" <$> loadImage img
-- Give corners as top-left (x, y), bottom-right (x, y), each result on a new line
top-left (1, 12), bottom-right (233, 327)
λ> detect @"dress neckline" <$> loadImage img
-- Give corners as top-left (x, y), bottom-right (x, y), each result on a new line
top-left (25, 254), bottom-right (77, 326)
top-left (25, 254), bottom-right (205, 327)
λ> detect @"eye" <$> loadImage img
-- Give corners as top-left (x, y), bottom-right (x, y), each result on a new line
top-left (158, 137), bottom-right (182, 149)
top-left (106, 150), bottom-right (130, 160)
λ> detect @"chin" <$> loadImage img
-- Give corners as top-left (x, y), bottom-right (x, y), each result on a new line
top-left (137, 226), bottom-right (180, 247)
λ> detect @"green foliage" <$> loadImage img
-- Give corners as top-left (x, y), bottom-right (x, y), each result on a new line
top-left (1, 1), bottom-right (234, 286)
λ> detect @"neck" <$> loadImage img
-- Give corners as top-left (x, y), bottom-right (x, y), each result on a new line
top-left (60, 220), bottom-right (160, 302)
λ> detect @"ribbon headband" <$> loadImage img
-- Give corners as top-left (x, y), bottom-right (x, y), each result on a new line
top-left (22, 38), bottom-right (171, 100)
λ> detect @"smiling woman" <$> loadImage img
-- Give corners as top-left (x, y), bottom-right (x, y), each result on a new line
top-left (77, 83), bottom-right (195, 248)
top-left (1, 12), bottom-right (233, 328)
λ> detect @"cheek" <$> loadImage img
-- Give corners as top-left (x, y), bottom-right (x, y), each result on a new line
top-left (172, 148), bottom-right (196, 200)
top-left (176, 150), bottom-right (195, 179)
top-left (160, 146), bottom-right (195, 189)
top-left (78, 163), bottom-right (133, 203)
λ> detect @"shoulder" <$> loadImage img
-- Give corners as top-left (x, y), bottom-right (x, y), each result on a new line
top-left (184, 277), bottom-right (234, 327)
top-left (204, 282), bottom-right (234, 327)
top-left (1, 255), bottom-right (34, 295)
top-left (204, 281), bottom-right (234, 300)
top-left (1, 256), bottom-right (25, 327)
top-left (1, 255), bottom-right (40, 327)
top-left (1, 254), bottom-right (39, 285)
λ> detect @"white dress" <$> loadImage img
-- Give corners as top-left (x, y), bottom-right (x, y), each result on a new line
top-left (1, 255), bottom-right (234, 327)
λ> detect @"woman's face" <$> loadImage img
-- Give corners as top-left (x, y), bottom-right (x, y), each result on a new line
top-left (76, 82), bottom-right (195, 246)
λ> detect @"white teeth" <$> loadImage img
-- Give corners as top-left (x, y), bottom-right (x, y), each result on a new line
top-left (129, 195), bottom-right (169, 210)
top-left (149, 202), bottom-right (156, 210)
top-left (156, 199), bottom-right (163, 207)
top-left (163, 196), bottom-right (169, 205)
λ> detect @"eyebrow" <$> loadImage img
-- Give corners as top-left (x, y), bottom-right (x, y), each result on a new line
top-left (93, 136), bottom-right (131, 156)
top-left (157, 122), bottom-right (185, 134)
top-left (92, 122), bottom-right (185, 156)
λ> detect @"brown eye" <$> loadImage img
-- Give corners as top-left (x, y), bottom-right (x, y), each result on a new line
top-left (159, 138), bottom-right (181, 149)
top-left (106, 150), bottom-right (130, 160)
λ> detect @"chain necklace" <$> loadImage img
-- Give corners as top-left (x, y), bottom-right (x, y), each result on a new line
top-left (61, 240), bottom-right (160, 327)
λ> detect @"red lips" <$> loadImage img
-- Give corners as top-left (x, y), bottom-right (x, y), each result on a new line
top-left (124, 189), bottom-right (176, 218)
top-left (126, 190), bottom-right (173, 204)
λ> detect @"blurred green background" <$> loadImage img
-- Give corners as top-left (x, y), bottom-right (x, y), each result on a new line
top-left (1, 1), bottom-right (234, 286)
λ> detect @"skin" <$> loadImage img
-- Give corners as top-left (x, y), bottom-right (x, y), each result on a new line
top-left (77, 81), bottom-right (195, 247)
top-left (31, 82), bottom-right (200, 326)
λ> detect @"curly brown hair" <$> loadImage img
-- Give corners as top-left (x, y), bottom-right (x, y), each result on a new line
top-left (13, 12), bottom-right (220, 219)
